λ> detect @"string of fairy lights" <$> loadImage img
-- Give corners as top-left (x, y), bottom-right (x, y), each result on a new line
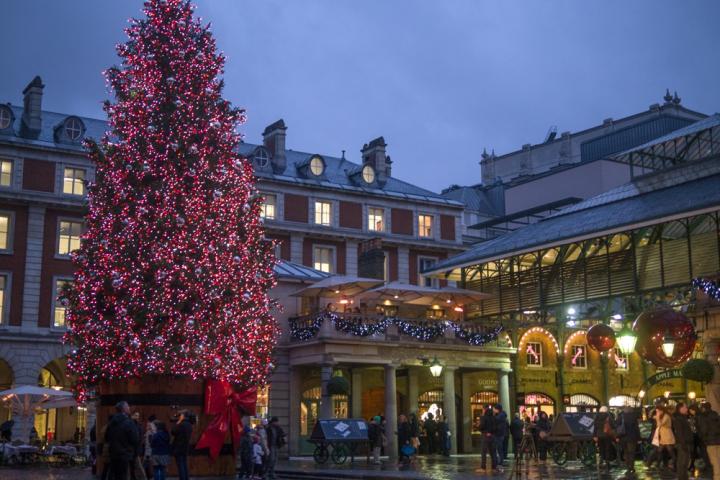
top-left (693, 277), bottom-right (720, 302)
top-left (289, 312), bottom-right (504, 345)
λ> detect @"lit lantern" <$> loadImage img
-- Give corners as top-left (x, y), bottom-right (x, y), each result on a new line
top-left (616, 325), bottom-right (638, 355)
top-left (662, 330), bottom-right (676, 358)
top-left (429, 357), bottom-right (443, 377)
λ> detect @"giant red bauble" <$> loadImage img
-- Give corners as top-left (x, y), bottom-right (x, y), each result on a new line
top-left (586, 323), bottom-right (616, 352)
top-left (632, 308), bottom-right (696, 368)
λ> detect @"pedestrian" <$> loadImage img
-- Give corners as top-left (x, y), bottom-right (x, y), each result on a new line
top-left (437, 415), bottom-right (450, 456)
top-left (265, 416), bottom-right (286, 480)
top-left (397, 415), bottom-right (411, 458)
top-left (536, 411), bottom-right (551, 462)
top-left (105, 401), bottom-right (140, 480)
top-left (696, 402), bottom-right (720, 480)
top-left (510, 413), bottom-right (523, 459)
top-left (493, 404), bottom-right (508, 466)
top-left (255, 421), bottom-right (269, 474)
top-left (143, 414), bottom-right (157, 479)
top-left (238, 426), bottom-right (253, 480)
top-left (646, 404), bottom-right (675, 471)
top-left (593, 406), bottom-right (616, 471)
top-left (171, 410), bottom-right (193, 480)
top-left (409, 413), bottom-right (420, 453)
top-left (617, 406), bottom-right (641, 478)
top-left (688, 404), bottom-right (710, 473)
top-left (480, 406), bottom-right (497, 470)
top-left (130, 412), bottom-right (147, 480)
top-left (423, 412), bottom-right (437, 455)
top-left (150, 421), bottom-right (171, 480)
top-left (252, 435), bottom-right (265, 479)
top-left (673, 402), bottom-right (693, 480)
top-left (369, 416), bottom-right (383, 464)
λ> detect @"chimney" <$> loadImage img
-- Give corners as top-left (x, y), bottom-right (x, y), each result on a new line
top-left (20, 76), bottom-right (44, 139)
top-left (262, 119), bottom-right (287, 174)
top-left (361, 137), bottom-right (389, 184)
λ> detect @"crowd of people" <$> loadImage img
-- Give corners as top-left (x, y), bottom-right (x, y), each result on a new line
top-left (95, 401), bottom-right (286, 480)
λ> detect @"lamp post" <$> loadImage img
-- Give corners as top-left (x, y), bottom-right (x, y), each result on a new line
top-left (429, 357), bottom-right (443, 378)
top-left (616, 324), bottom-right (638, 356)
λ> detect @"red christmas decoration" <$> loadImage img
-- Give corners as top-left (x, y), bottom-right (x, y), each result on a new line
top-left (64, 0), bottom-right (278, 400)
top-left (586, 323), bottom-right (616, 352)
top-left (633, 308), bottom-right (696, 368)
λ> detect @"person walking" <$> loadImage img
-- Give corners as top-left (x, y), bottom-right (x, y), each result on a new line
top-left (480, 406), bottom-right (497, 470)
top-left (368, 416), bottom-right (383, 464)
top-left (265, 416), bottom-right (286, 480)
top-left (255, 421), bottom-right (269, 475)
top-left (437, 415), bottom-right (450, 456)
top-left (105, 401), bottom-right (140, 480)
top-left (171, 411), bottom-right (193, 480)
top-left (238, 426), bottom-right (253, 480)
top-left (674, 402), bottom-right (694, 480)
top-left (617, 406), bottom-right (641, 478)
top-left (646, 405), bottom-right (675, 471)
top-left (697, 402), bottom-right (720, 480)
top-left (593, 406), bottom-right (616, 471)
top-left (252, 435), bottom-right (265, 479)
top-left (493, 404), bottom-right (508, 466)
top-left (424, 412), bottom-right (438, 455)
top-left (409, 413), bottom-right (420, 454)
top-left (510, 414), bottom-right (523, 460)
top-left (150, 422), bottom-right (171, 480)
top-left (397, 414), bottom-right (412, 460)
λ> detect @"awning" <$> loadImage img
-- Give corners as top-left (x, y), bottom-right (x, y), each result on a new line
top-left (291, 275), bottom-right (384, 298)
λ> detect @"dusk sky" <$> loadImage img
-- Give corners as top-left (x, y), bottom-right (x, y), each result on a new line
top-left (3, 1), bottom-right (719, 192)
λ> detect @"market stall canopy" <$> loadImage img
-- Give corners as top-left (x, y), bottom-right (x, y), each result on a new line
top-left (291, 275), bottom-right (385, 298)
top-left (358, 281), bottom-right (446, 302)
top-left (0, 385), bottom-right (74, 415)
top-left (406, 286), bottom-right (492, 306)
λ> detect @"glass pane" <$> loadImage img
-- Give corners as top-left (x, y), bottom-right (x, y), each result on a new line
top-left (0, 216), bottom-right (8, 250)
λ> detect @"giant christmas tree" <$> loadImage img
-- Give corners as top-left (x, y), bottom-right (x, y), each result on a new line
top-left (65, 0), bottom-right (278, 400)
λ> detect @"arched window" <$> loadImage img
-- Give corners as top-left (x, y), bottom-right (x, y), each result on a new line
top-left (362, 165), bottom-right (375, 184)
top-left (309, 155), bottom-right (325, 176)
top-left (609, 395), bottom-right (640, 408)
top-left (64, 117), bottom-right (84, 141)
top-left (418, 390), bottom-right (444, 421)
top-left (566, 393), bottom-right (600, 412)
top-left (253, 147), bottom-right (270, 168)
top-left (470, 391), bottom-right (499, 432)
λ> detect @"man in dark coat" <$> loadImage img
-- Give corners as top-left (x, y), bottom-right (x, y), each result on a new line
top-left (674, 402), bottom-right (694, 480)
top-left (480, 407), bottom-right (497, 470)
top-left (618, 406), bottom-right (641, 477)
top-left (265, 416), bottom-right (286, 480)
top-left (510, 413), bottom-right (523, 459)
top-left (105, 401), bottom-right (140, 480)
top-left (493, 404), bottom-right (508, 465)
top-left (171, 410), bottom-right (193, 480)
top-left (696, 402), bottom-right (720, 480)
top-left (424, 412), bottom-right (437, 455)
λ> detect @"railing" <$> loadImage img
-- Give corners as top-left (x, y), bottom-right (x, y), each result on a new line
top-left (287, 311), bottom-right (508, 347)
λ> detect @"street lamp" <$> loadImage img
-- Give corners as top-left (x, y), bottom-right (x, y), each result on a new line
top-left (662, 330), bottom-right (676, 358)
top-left (616, 325), bottom-right (638, 355)
top-left (429, 357), bottom-right (443, 377)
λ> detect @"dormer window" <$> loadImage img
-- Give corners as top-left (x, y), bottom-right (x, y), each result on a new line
top-left (253, 147), bottom-right (270, 169)
top-left (0, 106), bottom-right (12, 130)
top-left (362, 165), bottom-right (375, 184)
top-left (64, 117), bottom-right (84, 141)
top-left (309, 155), bottom-right (325, 176)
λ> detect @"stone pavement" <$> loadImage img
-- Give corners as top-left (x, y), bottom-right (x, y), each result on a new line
top-left (0, 456), bottom-right (713, 480)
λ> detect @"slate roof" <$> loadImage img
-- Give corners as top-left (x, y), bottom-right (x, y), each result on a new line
top-left (440, 185), bottom-right (502, 215)
top-left (425, 165), bottom-right (720, 274)
top-left (274, 260), bottom-right (329, 282)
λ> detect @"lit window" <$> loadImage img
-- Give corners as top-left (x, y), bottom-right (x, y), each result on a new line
top-left (53, 279), bottom-right (73, 328)
top-left (0, 214), bottom-right (10, 251)
top-left (64, 118), bottom-right (83, 141)
top-left (571, 345), bottom-right (587, 368)
top-left (261, 194), bottom-right (276, 220)
top-left (63, 167), bottom-right (85, 195)
top-left (418, 214), bottom-right (433, 238)
top-left (313, 246), bottom-right (334, 273)
top-left (614, 350), bottom-right (629, 371)
top-left (368, 207), bottom-right (384, 232)
top-left (0, 160), bottom-right (12, 187)
top-left (0, 275), bottom-right (6, 325)
top-left (526, 342), bottom-right (543, 366)
top-left (58, 220), bottom-right (83, 256)
top-left (309, 156), bottom-right (324, 176)
top-left (314, 201), bottom-right (331, 226)
top-left (0, 107), bottom-right (11, 130)
top-left (418, 257), bottom-right (437, 288)
top-left (362, 165), bottom-right (375, 184)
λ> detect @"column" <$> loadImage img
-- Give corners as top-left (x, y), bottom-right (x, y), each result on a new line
top-left (21, 205), bottom-right (45, 330)
top-left (288, 366), bottom-right (302, 456)
top-left (443, 367), bottom-right (458, 454)
top-left (461, 372), bottom-right (472, 453)
top-left (384, 364), bottom-right (398, 459)
top-left (557, 353), bottom-right (566, 413)
top-left (497, 369), bottom-right (511, 419)
top-left (600, 353), bottom-right (610, 405)
top-left (407, 367), bottom-right (419, 415)
top-left (320, 363), bottom-right (334, 419)
top-left (351, 369), bottom-right (363, 418)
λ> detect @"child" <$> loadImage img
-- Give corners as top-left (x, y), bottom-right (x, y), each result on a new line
top-left (252, 435), bottom-right (265, 479)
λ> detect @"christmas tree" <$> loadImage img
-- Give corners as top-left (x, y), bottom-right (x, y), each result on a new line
top-left (64, 0), bottom-right (278, 399)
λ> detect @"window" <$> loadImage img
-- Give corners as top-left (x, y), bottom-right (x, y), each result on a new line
top-left (260, 194), bottom-right (276, 220)
top-left (526, 342), bottom-right (542, 366)
top-left (58, 220), bottom-right (83, 256)
top-left (314, 201), bottom-right (331, 226)
top-left (313, 246), bottom-right (334, 273)
top-left (253, 148), bottom-right (270, 168)
top-left (368, 207), bottom-right (384, 232)
top-left (53, 279), bottom-right (73, 328)
top-left (418, 257), bottom-right (437, 287)
top-left (613, 350), bottom-right (629, 371)
top-left (0, 275), bottom-right (7, 325)
top-left (63, 167), bottom-right (85, 195)
top-left (571, 345), bottom-right (587, 368)
top-left (0, 160), bottom-right (12, 187)
top-left (0, 214), bottom-right (11, 251)
top-left (64, 117), bottom-right (83, 141)
top-left (362, 165), bottom-right (375, 184)
top-left (418, 214), bottom-right (433, 238)
top-left (0, 107), bottom-right (12, 130)
top-left (309, 156), bottom-right (324, 176)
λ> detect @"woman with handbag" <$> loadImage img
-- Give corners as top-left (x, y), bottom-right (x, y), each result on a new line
top-left (645, 405), bottom-right (676, 471)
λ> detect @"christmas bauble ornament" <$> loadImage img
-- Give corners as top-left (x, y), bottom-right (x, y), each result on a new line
top-left (586, 323), bottom-right (616, 352)
top-left (633, 308), bottom-right (696, 368)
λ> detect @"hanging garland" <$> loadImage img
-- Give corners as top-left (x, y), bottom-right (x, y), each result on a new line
top-left (693, 277), bottom-right (720, 302)
top-left (394, 318), bottom-right (447, 341)
top-left (333, 314), bottom-right (391, 337)
top-left (289, 313), bottom-right (325, 341)
top-left (450, 323), bottom-right (504, 346)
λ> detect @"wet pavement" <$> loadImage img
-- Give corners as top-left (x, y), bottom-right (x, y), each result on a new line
top-left (0, 456), bottom-right (713, 479)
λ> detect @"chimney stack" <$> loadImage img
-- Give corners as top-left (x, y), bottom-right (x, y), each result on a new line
top-left (361, 137), bottom-right (390, 184)
top-left (262, 119), bottom-right (287, 174)
top-left (20, 76), bottom-right (44, 139)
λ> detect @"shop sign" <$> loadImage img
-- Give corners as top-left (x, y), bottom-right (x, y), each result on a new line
top-left (645, 369), bottom-right (683, 387)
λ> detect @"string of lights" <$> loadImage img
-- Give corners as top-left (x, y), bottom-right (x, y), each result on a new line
top-left (450, 323), bottom-right (504, 346)
top-left (692, 277), bottom-right (720, 302)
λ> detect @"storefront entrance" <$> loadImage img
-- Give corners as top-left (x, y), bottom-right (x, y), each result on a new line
top-left (517, 392), bottom-right (555, 420)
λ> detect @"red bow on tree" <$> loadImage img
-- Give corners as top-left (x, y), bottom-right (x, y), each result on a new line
top-left (196, 379), bottom-right (257, 460)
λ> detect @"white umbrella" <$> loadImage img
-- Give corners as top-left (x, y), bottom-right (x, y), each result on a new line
top-left (291, 275), bottom-right (384, 298)
top-left (0, 385), bottom-right (74, 442)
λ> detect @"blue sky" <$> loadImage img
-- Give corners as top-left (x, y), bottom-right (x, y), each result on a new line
top-left (2, 1), bottom-right (719, 192)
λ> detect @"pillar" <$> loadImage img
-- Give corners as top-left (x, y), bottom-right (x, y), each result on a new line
top-left (443, 367), bottom-right (458, 454)
top-left (497, 369), bottom-right (511, 417)
top-left (461, 372), bottom-right (472, 453)
top-left (320, 363), bottom-right (334, 419)
top-left (557, 353), bottom-right (566, 413)
top-left (407, 367), bottom-right (419, 415)
top-left (384, 364), bottom-right (398, 459)
top-left (351, 369), bottom-right (363, 419)
top-left (21, 205), bottom-right (46, 331)
top-left (288, 366), bottom-right (302, 456)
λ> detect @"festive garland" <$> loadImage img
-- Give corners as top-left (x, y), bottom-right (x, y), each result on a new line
top-left (693, 277), bottom-right (720, 302)
top-left (289, 312), bottom-right (503, 346)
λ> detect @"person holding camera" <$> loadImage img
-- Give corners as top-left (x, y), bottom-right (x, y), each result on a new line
top-left (172, 410), bottom-right (194, 480)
